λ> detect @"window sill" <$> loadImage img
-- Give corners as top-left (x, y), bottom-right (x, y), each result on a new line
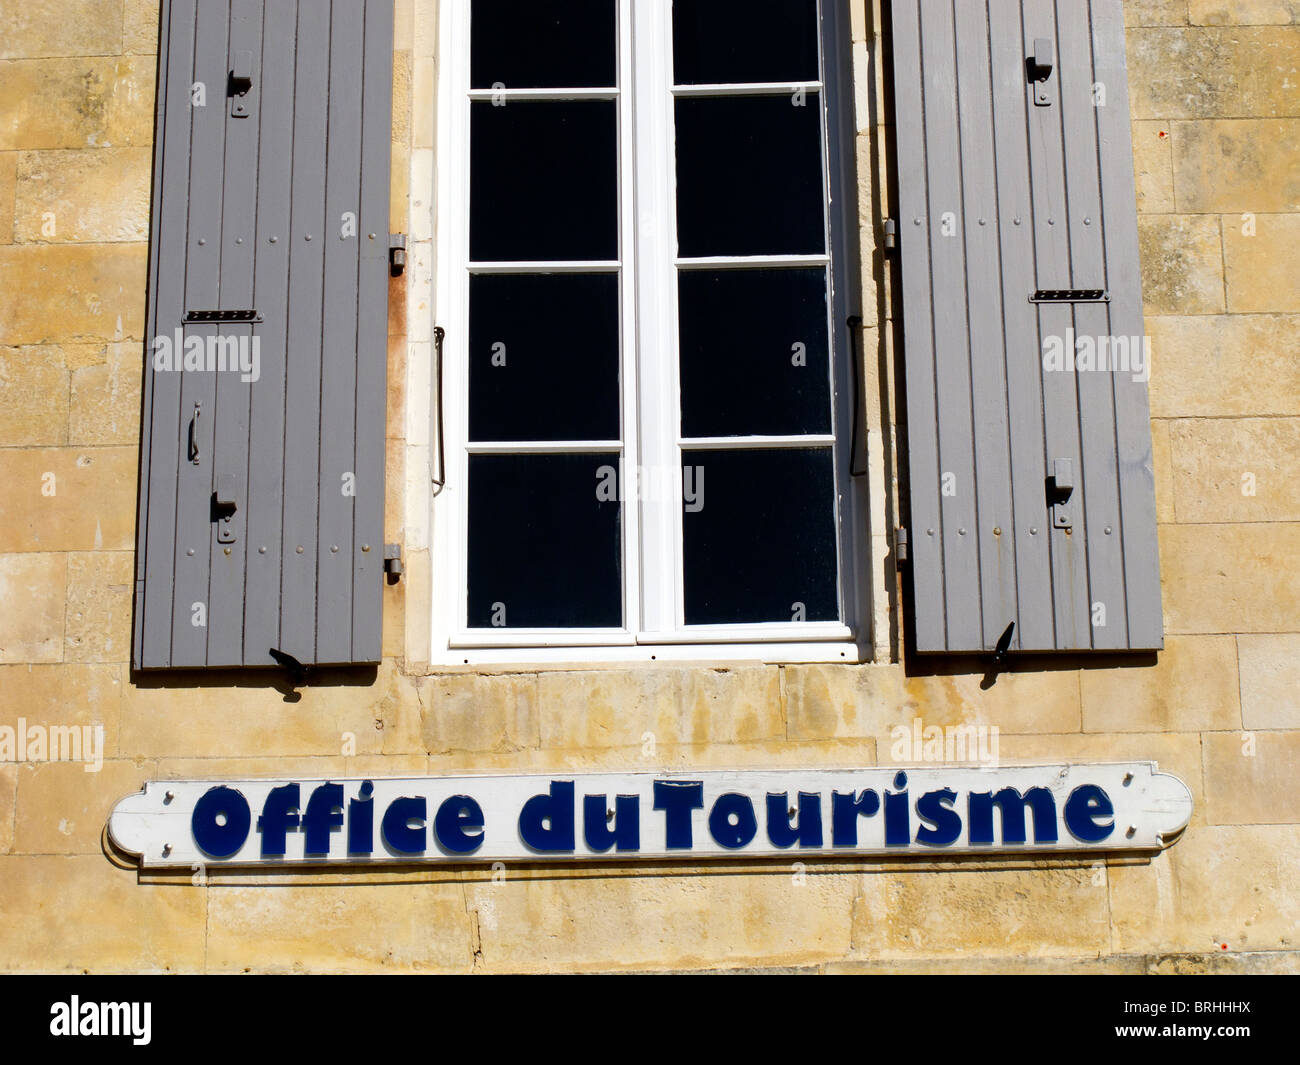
top-left (429, 638), bottom-right (869, 669)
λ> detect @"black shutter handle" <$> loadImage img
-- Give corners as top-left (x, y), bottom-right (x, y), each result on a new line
top-left (188, 403), bottom-right (201, 466)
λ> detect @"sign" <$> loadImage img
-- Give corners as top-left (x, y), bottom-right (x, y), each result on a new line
top-left (108, 763), bottom-right (1193, 869)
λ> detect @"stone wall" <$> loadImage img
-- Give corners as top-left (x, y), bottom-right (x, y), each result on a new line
top-left (0, 0), bottom-right (1296, 973)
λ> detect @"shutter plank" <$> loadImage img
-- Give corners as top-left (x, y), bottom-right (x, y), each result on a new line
top-left (989, 0), bottom-right (1054, 650)
top-left (278, 0), bottom-right (331, 665)
top-left (1058, 0), bottom-right (1127, 649)
top-left (137, 0), bottom-right (198, 669)
top-left (1093, 1), bottom-right (1163, 649)
top-left (171, 0), bottom-right (234, 667)
top-left (316, 0), bottom-right (366, 665)
top-left (954, 0), bottom-right (1018, 650)
top-left (207, 0), bottom-right (263, 667)
top-left (920, 1), bottom-right (982, 653)
top-left (891, 0), bottom-right (947, 653)
top-left (352, 0), bottom-right (396, 665)
top-left (242, 0), bottom-right (297, 666)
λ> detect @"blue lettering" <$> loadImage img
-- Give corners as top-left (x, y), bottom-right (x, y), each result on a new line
top-left (348, 780), bottom-right (374, 854)
top-left (968, 787), bottom-right (1058, 845)
top-left (191, 786), bottom-right (251, 859)
top-left (583, 794), bottom-right (640, 853)
top-left (518, 780), bottom-right (576, 853)
top-left (257, 783), bottom-right (300, 857)
top-left (709, 793), bottom-right (758, 849)
top-left (766, 792), bottom-right (824, 849)
top-left (914, 788), bottom-right (962, 847)
top-left (1064, 785), bottom-right (1114, 843)
top-left (831, 789), bottom-right (880, 846)
top-left (884, 772), bottom-right (910, 846)
top-left (434, 794), bottom-right (485, 854)
top-left (654, 780), bottom-right (704, 849)
top-left (302, 783), bottom-right (344, 855)
top-left (381, 796), bottom-right (427, 854)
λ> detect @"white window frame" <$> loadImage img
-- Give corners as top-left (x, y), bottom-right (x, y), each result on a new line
top-left (431, 0), bottom-right (870, 667)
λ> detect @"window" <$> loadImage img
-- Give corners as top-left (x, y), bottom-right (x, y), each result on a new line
top-left (432, 0), bottom-right (868, 664)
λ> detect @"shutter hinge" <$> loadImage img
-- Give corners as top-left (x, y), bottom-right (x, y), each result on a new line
top-left (894, 527), bottom-right (909, 569)
top-left (384, 543), bottom-right (404, 583)
top-left (389, 234), bottom-right (407, 276)
top-left (882, 218), bottom-right (898, 253)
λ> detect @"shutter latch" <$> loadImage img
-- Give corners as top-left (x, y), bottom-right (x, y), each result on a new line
top-left (229, 50), bottom-right (254, 118)
top-left (389, 234), bottom-right (407, 276)
top-left (1028, 38), bottom-right (1054, 107)
top-left (1047, 458), bottom-right (1074, 530)
top-left (213, 473), bottom-right (239, 544)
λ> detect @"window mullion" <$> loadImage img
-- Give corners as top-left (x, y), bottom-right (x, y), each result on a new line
top-left (631, 0), bottom-right (680, 637)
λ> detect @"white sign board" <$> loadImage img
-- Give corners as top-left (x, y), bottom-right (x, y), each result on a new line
top-left (109, 763), bottom-right (1193, 868)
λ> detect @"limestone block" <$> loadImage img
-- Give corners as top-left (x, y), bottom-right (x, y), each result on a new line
top-left (0, 1), bottom-right (125, 59)
top-left (206, 880), bottom-right (474, 973)
top-left (0, 447), bottom-right (137, 552)
top-left (14, 147), bottom-right (151, 243)
top-left (124, 0), bottom-right (161, 55)
top-left (851, 863), bottom-right (1111, 957)
top-left (0, 57), bottom-right (155, 151)
top-left (1151, 418), bottom-right (1176, 523)
top-left (0, 345), bottom-right (70, 445)
top-left (467, 871), bottom-right (859, 972)
top-left (1137, 215), bottom-right (1225, 315)
top-left (1081, 635), bottom-right (1240, 733)
top-left (0, 150), bottom-right (14, 242)
top-left (1127, 28), bottom-right (1300, 120)
top-left (1147, 314), bottom-right (1300, 417)
top-left (0, 553), bottom-right (65, 663)
top-left (1172, 119), bottom-right (1300, 213)
top-left (64, 550), bottom-right (133, 663)
top-left (784, 663), bottom-right (1081, 743)
top-left (68, 340), bottom-right (141, 445)
top-left (420, 672), bottom-right (540, 755)
top-left (1189, 0), bottom-right (1300, 25)
top-left (0, 243), bottom-right (148, 345)
top-left (1223, 212), bottom-right (1300, 312)
top-left (13, 758), bottom-right (147, 855)
top-left (1109, 824), bottom-right (1300, 953)
top-left (0, 854), bottom-right (205, 971)
top-left (1238, 634), bottom-right (1300, 729)
top-left (1203, 729), bottom-right (1300, 824)
top-left (1133, 121), bottom-right (1175, 213)
top-left (120, 658), bottom-right (416, 759)
top-left (538, 667), bottom-right (784, 750)
top-left (1159, 523), bottom-right (1300, 634)
top-left (1125, 0), bottom-right (1191, 26)
top-left (1170, 417), bottom-right (1300, 522)
top-left (0, 662), bottom-right (122, 755)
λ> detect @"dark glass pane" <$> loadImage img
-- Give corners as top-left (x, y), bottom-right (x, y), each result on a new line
top-left (470, 274), bottom-right (620, 442)
top-left (468, 453), bottom-right (622, 628)
top-left (471, 101), bottom-right (617, 262)
top-left (682, 448), bottom-right (838, 625)
top-left (673, 0), bottom-right (819, 86)
top-left (675, 95), bottom-right (825, 258)
top-left (679, 268), bottom-right (831, 437)
top-left (472, 0), bottom-right (616, 89)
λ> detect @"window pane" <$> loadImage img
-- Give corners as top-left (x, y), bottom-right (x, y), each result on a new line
top-left (471, 101), bottom-right (617, 262)
top-left (468, 453), bottom-right (622, 629)
top-left (673, 0), bottom-right (819, 86)
top-left (470, 274), bottom-right (620, 442)
top-left (675, 95), bottom-right (825, 258)
top-left (682, 448), bottom-right (838, 625)
top-left (472, 0), bottom-right (617, 89)
top-left (679, 268), bottom-right (831, 437)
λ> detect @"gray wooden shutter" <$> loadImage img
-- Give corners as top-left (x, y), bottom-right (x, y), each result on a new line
top-left (889, 0), bottom-right (1162, 654)
top-left (134, 0), bottom-right (394, 670)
